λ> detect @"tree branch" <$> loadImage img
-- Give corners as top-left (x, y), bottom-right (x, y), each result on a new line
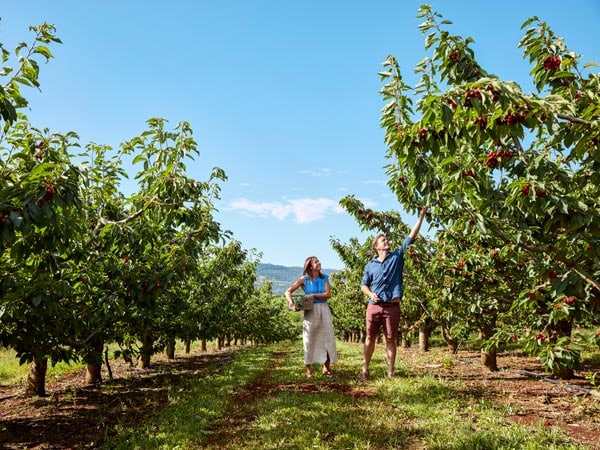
top-left (557, 114), bottom-right (595, 126)
top-left (465, 207), bottom-right (600, 294)
top-left (86, 197), bottom-right (156, 246)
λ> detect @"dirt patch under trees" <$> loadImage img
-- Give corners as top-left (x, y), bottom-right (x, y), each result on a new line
top-left (0, 345), bottom-right (599, 449)
top-left (400, 346), bottom-right (600, 449)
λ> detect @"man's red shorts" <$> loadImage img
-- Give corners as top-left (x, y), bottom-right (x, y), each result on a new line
top-left (366, 302), bottom-right (400, 341)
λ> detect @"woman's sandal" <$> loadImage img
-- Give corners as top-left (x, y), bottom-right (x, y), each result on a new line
top-left (322, 369), bottom-right (332, 377)
top-left (359, 370), bottom-right (369, 382)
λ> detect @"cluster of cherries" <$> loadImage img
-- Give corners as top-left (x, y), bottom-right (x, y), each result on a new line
top-left (521, 185), bottom-right (547, 197)
top-left (41, 179), bottom-right (56, 202)
top-left (486, 149), bottom-right (516, 168)
top-left (543, 55), bottom-right (562, 71)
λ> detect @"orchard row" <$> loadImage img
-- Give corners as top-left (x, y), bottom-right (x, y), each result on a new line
top-left (0, 24), bottom-right (299, 397)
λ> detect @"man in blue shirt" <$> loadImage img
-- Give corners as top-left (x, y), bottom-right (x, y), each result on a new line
top-left (359, 206), bottom-right (428, 381)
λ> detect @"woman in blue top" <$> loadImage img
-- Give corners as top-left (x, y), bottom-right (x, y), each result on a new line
top-left (286, 256), bottom-right (338, 378)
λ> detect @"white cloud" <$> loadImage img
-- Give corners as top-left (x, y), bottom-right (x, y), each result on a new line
top-left (357, 197), bottom-right (378, 208)
top-left (228, 197), bottom-right (343, 224)
top-left (298, 168), bottom-right (332, 177)
top-left (364, 179), bottom-right (385, 185)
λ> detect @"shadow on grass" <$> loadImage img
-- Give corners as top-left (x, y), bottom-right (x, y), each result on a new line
top-left (197, 342), bottom-right (595, 450)
top-left (0, 349), bottom-right (239, 449)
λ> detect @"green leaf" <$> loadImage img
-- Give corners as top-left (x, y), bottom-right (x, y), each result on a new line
top-left (452, 193), bottom-right (462, 206)
top-left (27, 202), bottom-right (43, 223)
top-left (441, 103), bottom-right (454, 124)
top-left (32, 45), bottom-right (53, 60)
top-left (475, 214), bottom-right (486, 233)
top-left (1, 221), bottom-right (15, 244)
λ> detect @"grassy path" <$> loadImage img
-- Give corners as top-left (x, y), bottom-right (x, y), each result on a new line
top-left (102, 340), bottom-right (592, 449)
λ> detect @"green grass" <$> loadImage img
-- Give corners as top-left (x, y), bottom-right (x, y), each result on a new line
top-left (98, 341), bottom-right (590, 450)
top-left (0, 341), bottom-right (212, 386)
top-left (101, 343), bottom-right (280, 449)
top-left (0, 347), bottom-right (85, 385)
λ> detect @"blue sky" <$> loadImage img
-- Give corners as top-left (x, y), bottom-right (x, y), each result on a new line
top-left (3, 1), bottom-right (599, 269)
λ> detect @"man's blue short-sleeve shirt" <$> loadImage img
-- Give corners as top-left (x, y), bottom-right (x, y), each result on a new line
top-left (361, 236), bottom-right (414, 303)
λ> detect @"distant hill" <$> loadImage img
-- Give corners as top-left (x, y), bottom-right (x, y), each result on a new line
top-left (257, 263), bottom-right (339, 294)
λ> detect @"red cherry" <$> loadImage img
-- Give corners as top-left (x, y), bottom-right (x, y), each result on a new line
top-left (445, 97), bottom-right (457, 109)
top-left (43, 187), bottom-right (55, 201)
top-left (543, 55), bottom-right (561, 71)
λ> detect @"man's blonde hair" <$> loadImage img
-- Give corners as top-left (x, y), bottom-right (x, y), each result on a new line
top-left (372, 233), bottom-right (387, 251)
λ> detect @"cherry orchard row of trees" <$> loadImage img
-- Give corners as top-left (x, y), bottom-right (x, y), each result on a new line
top-left (330, 5), bottom-right (599, 379)
top-left (0, 24), bottom-right (299, 397)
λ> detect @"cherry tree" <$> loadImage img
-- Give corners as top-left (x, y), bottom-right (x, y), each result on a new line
top-left (378, 5), bottom-right (599, 377)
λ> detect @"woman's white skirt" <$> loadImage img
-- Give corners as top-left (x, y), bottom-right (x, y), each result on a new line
top-left (302, 303), bottom-right (337, 365)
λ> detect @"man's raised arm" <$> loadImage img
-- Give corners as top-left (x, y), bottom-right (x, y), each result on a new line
top-left (408, 206), bottom-right (428, 240)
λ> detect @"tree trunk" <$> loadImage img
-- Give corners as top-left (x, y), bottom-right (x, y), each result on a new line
top-left (201, 339), bottom-right (207, 352)
top-left (26, 355), bottom-right (48, 397)
top-left (418, 322), bottom-right (431, 352)
top-left (400, 334), bottom-right (410, 348)
top-left (86, 363), bottom-right (102, 385)
top-left (552, 366), bottom-right (575, 380)
top-left (480, 347), bottom-right (498, 371)
top-left (104, 346), bottom-right (113, 380)
top-left (138, 334), bottom-right (153, 369)
top-left (166, 337), bottom-right (176, 359)
top-left (549, 319), bottom-right (575, 379)
top-left (184, 339), bottom-right (191, 354)
top-left (480, 325), bottom-right (498, 371)
top-left (400, 318), bottom-right (411, 348)
top-left (440, 323), bottom-right (459, 354)
top-left (85, 341), bottom-right (104, 385)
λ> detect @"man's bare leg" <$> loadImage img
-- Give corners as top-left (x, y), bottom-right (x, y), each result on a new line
top-left (361, 335), bottom-right (376, 381)
top-left (385, 338), bottom-right (397, 378)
